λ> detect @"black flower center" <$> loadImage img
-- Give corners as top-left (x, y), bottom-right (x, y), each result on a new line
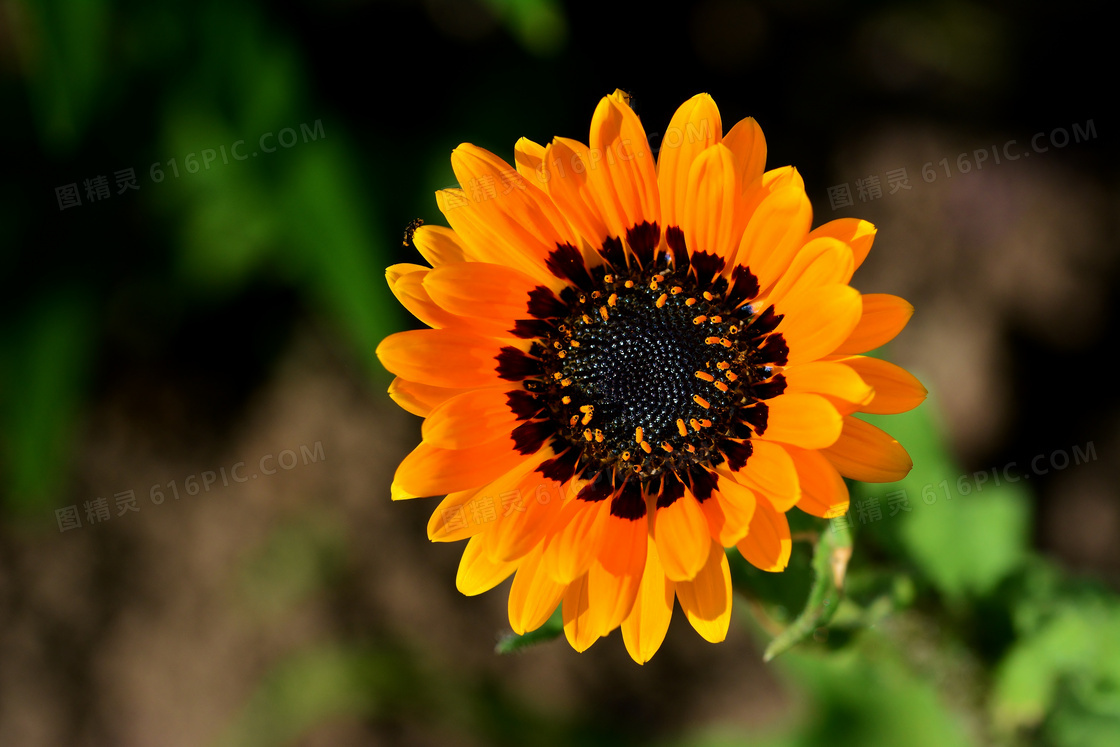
top-left (498, 226), bottom-right (792, 508)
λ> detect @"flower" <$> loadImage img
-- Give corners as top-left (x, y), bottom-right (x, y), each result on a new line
top-left (376, 90), bottom-right (925, 663)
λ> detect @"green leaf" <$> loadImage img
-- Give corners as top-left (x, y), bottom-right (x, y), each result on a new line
top-left (764, 522), bottom-right (852, 661)
top-left (855, 402), bottom-right (1030, 599)
top-left (496, 607), bottom-right (563, 654)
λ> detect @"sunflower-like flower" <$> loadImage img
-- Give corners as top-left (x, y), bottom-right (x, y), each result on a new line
top-left (377, 90), bottom-right (924, 663)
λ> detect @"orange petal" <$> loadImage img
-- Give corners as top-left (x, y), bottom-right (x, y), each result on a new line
top-left (807, 218), bottom-right (877, 271)
top-left (653, 491), bottom-right (711, 582)
top-left (835, 355), bottom-right (927, 414)
top-left (682, 143), bottom-right (743, 260)
top-left (542, 497), bottom-right (612, 584)
top-left (507, 544), bottom-right (566, 635)
top-left (562, 573), bottom-right (600, 652)
top-left (427, 489), bottom-right (486, 542)
top-left (731, 167), bottom-right (811, 290)
top-left (585, 552), bottom-right (644, 638)
top-left (675, 539), bottom-right (732, 643)
top-left (822, 416), bottom-right (913, 483)
top-left (545, 137), bottom-right (612, 248)
top-left (657, 93), bottom-right (722, 230)
top-left (784, 446), bottom-right (850, 519)
top-left (774, 285), bottom-right (863, 365)
top-left (765, 236), bottom-right (855, 305)
top-left (484, 465), bottom-right (565, 563)
top-left (392, 439), bottom-right (528, 497)
top-left (387, 377), bottom-right (479, 418)
top-left (513, 137), bottom-right (546, 180)
top-left (722, 116), bottom-right (767, 195)
top-left (756, 392), bottom-right (843, 450)
top-left (422, 388), bottom-right (527, 449)
top-left (722, 439), bottom-right (800, 512)
top-left (456, 534), bottom-right (518, 596)
top-left (700, 474), bottom-right (757, 546)
top-left (736, 500), bottom-right (792, 572)
top-left (782, 360), bottom-right (875, 407)
top-left (833, 294), bottom-right (914, 355)
top-left (586, 90), bottom-right (660, 241)
top-left (411, 224), bottom-right (468, 267)
top-left (621, 536), bottom-right (675, 664)
top-left (389, 267), bottom-right (510, 337)
top-left (376, 329), bottom-right (512, 389)
top-left (424, 261), bottom-right (539, 324)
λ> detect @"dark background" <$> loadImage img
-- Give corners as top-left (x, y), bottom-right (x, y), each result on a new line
top-left (1, 1), bottom-right (1117, 745)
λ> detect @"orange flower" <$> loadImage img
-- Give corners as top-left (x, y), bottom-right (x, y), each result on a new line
top-left (377, 91), bottom-right (924, 663)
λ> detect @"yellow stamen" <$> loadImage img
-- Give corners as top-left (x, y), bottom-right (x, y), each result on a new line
top-left (661, 442), bottom-right (674, 452)
top-left (656, 293), bottom-right (668, 308)
top-left (635, 427), bottom-right (643, 443)
top-left (693, 315), bottom-right (707, 324)
top-left (640, 441), bottom-right (652, 454)
top-left (695, 371), bottom-right (714, 382)
top-left (608, 293), bottom-right (618, 307)
top-left (676, 418), bottom-right (688, 437)
top-left (693, 395), bottom-right (710, 409)
top-left (713, 381), bottom-right (729, 392)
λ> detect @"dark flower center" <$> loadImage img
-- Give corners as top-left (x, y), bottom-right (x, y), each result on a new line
top-left (534, 259), bottom-right (777, 483)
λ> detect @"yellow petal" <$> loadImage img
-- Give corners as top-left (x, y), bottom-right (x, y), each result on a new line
top-left (411, 224), bottom-right (468, 267)
top-left (621, 536), bottom-right (675, 664)
top-left (508, 544), bottom-right (566, 635)
top-left (456, 534), bottom-right (518, 596)
top-left (675, 539), bottom-right (732, 643)
top-left (562, 573), bottom-right (600, 652)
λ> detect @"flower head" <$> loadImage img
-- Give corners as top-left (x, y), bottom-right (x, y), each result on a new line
top-left (377, 91), bottom-right (925, 663)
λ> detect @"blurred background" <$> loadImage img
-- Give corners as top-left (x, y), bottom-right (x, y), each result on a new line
top-left (1, 0), bottom-right (1117, 745)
